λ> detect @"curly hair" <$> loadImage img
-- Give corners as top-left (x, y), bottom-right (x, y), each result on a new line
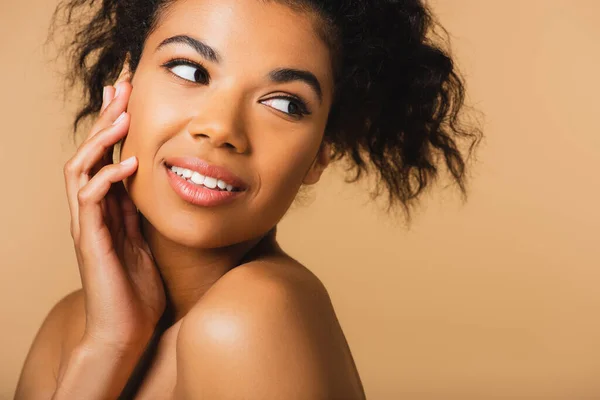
top-left (48, 0), bottom-right (482, 222)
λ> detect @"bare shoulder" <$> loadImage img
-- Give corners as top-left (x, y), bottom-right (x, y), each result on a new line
top-left (214, 252), bottom-right (332, 303)
top-left (37, 288), bottom-right (87, 356)
top-left (188, 253), bottom-right (335, 333)
top-left (53, 288), bottom-right (87, 345)
top-left (175, 255), bottom-right (366, 399)
top-left (15, 288), bottom-right (86, 399)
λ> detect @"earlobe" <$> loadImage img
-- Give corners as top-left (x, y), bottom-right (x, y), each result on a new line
top-left (302, 142), bottom-right (332, 185)
top-left (112, 139), bottom-right (123, 164)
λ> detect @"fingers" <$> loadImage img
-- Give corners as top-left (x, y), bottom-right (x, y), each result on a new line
top-left (65, 61), bottom-right (133, 246)
top-left (78, 157), bottom-right (138, 252)
top-left (121, 191), bottom-right (142, 245)
top-left (88, 81), bottom-right (132, 141)
top-left (65, 112), bottom-right (131, 241)
top-left (108, 178), bottom-right (142, 247)
top-left (80, 112), bottom-right (130, 173)
top-left (95, 59), bottom-right (132, 137)
top-left (95, 59), bottom-right (132, 139)
top-left (100, 86), bottom-right (116, 114)
top-left (105, 189), bottom-right (123, 242)
top-left (93, 85), bottom-right (120, 175)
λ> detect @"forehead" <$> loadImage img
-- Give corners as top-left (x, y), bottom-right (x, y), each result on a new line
top-left (147, 0), bottom-right (333, 91)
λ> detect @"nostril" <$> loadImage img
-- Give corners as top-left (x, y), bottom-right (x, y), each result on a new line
top-left (194, 133), bottom-right (236, 149)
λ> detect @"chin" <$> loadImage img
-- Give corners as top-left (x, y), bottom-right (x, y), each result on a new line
top-left (142, 205), bottom-right (255, 249)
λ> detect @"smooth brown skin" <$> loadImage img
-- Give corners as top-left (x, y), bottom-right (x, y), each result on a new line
top-left (15, 0), bottom-right (365, 399)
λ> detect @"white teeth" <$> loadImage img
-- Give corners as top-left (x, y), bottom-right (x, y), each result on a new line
top-left (170, 165), bottom-right (238, 191)
top-left (203, 176), bottom-right (217, 189)
top-left (190, 171), bottom-right (205, 185)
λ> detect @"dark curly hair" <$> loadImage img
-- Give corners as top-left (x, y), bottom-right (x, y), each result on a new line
top-left (48, 0), bottom-right (482, 222)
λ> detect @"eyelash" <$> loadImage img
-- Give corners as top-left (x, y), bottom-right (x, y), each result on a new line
top-left (161, 58), bottom-right (312, 119)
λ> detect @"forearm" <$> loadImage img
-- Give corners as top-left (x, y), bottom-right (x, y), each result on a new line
top-left (51, 340), bottom-right (146, 400)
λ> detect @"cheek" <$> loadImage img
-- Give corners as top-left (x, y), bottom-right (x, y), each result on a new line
top-left (120, 76), bottom-right (186, 200)
top-left (253, 133), bottom-right (320, 208)
top-left (121, 80), bottom-right (185, 160)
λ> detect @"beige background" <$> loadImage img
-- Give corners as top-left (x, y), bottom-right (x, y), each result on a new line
top-left (1, 0), bottom-right (599, 399)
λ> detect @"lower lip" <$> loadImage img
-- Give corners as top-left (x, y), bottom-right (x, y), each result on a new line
top-left (164, 165), bottom-right (244, 207)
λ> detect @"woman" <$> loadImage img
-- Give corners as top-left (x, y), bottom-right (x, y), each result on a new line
top-left (16, 0), bottom-right (481, 398)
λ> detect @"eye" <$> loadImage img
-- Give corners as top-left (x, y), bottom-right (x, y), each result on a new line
top-left (163, 59), bottom-right (209, 84)
top-left (262, 97), bottom-right (310, 118)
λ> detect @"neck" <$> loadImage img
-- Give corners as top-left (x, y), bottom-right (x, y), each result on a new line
top-left (140, 217), bottom-right (278, 322)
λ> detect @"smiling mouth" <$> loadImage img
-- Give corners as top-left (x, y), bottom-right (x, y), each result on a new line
top-left (165, 163), bottom-right (243, 192)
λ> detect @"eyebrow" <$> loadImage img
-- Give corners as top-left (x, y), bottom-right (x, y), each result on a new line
top-left (157, 35), bottom-right (221, 63)
top-left (268, 68), bottom-right (322, 104)
top-left (156, 34), bottom-right (323, 104)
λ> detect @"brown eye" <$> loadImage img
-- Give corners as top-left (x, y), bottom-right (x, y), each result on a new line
top-left (262, 97), bottom-right (309, 118)
top-left (166, 60), bottom-right (209, 84)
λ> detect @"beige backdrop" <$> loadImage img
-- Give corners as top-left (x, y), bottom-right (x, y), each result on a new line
top-left (1, 0), bottom-right (599, 399)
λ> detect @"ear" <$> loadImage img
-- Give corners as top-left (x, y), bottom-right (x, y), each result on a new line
top-left (115, 53), bottom-right (133, 85)
top-left (302, 142), bottom-right (332, 185)
top-left (111, 55), bottom-right (133, 166)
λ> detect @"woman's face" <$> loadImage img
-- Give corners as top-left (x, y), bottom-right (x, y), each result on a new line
top-left (121, 0), bottom-right (334, 248)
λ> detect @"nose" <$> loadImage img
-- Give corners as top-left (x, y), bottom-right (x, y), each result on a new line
top-left (186, 90), bottom-right (250, 154)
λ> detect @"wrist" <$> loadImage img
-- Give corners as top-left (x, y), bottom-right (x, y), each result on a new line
top-left (52, 339), bottom-right (147, 400)
top-left (80, 329), bottom-right (152, 358)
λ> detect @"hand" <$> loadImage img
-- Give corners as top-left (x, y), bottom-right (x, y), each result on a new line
top-left (63, 79), bottom-right (166, 353)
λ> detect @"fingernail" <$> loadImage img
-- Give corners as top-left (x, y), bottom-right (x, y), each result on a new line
top-left (120, 156), bottom-right (136, 166)
top-left (113, 112), bottom-right (127, 125)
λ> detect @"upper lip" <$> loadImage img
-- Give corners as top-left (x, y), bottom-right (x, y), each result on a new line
top-left (164, 156), bottom-right (249, 190)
